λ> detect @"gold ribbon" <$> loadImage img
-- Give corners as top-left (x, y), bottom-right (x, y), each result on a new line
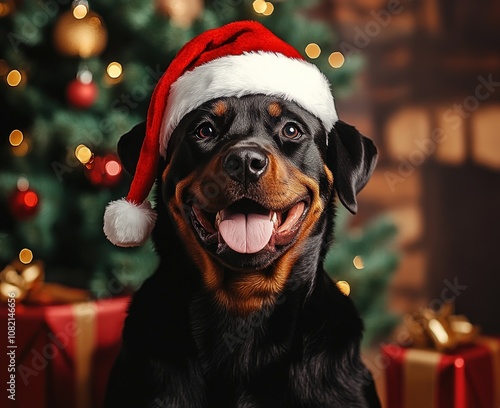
top-left (403, 349), bottom-right (441, 408)
top-left (403, 302), bottom-right (480, 351)
top-left (72, 302), bottom-right (97, 408)
top-left (0, 259), bottom-right (90, 304)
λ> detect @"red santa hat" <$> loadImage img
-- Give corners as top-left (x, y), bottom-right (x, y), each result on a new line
top-left (103, 20), bottom-right (338, 247)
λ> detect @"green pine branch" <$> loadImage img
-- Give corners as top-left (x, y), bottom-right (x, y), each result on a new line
top-left (325, 207), bottom-right (400, 346)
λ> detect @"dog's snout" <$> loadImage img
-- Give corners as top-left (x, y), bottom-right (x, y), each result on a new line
top-left (223, 147), bottom-right (269, 184)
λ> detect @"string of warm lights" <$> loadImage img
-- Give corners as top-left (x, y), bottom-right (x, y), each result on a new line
top-left (74, 144), bottom-right (123, 186)
top-left (73, 0), bottom-right (89, 19)
top-left (9, 129), bottom-right (23, 147)
top-left (328, 51), bottom-right (345, 68)
top-left (106, 62), bottom-right (123, 79)
top-left (305, 43), bottom-right (321, 59)
top-left (252, 0), bottom-right (274, 16)
top-left (17, 177), bottom-right (29, 192)
top-left (336, 280), bottom-right (351, 296)
top-left (6, 69), bottom-right (22, 87)
top-left (9, 129), bottom-right (29, 157)
top-left (304, 42), bottom-right (345, 68)
top-left (75, 144), bottom-right (93, 165)
top-left (334, 255), bottom-right (365, 297)
top-left (19, 248), bottom-right (33, 265)
top-left (353, 255), bottom-right (365, 270)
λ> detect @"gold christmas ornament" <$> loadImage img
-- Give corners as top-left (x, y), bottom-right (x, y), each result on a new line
top-left (155, 0), bottom-right (204, 28)
top-left (53, 9), bottom-right (108, 58)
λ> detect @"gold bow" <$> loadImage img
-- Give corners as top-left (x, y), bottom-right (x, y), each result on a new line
top-left (403, 302), bottom-right (480, 351)
top-left (0, 259), bottom-right (90, 304)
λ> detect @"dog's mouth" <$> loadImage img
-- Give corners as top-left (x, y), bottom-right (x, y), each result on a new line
top-left (189, 197), bottom-right (310, 255)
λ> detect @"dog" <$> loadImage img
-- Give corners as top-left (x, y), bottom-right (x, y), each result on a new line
top-left (104, 93), bottom-right (380, 407)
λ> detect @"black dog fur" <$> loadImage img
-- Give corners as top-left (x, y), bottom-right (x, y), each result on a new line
top-left (105, 95), bottom-right (380, 408)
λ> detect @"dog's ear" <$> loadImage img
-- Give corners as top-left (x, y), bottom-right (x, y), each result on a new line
top-left (117, 121), bottom-right (146, 176)
top-left (327, 120), bottom-right (378, 214)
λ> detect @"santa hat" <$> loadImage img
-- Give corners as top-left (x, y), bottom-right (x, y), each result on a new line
top-left (104, 20), bottom-right (338, 247)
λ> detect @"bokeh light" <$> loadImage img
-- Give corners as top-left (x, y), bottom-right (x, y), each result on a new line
top-left (75, 144), bottom-right (93, 164)
top-left (105, 159), bottom-right (121, 176)
top-left (305, 43), bottom-right (321, 59)
top-left (262, 2), bottom-right (274, 16)
top-left (19, 248), bottom-right (33, 264)
top-left (106, 62), bottom-right (123, 79)
top-left (6, 69), bottom-right (21, 86)
top-left (328, 52), bottom-right (345, 68)
top-left (9, 129), bottom-right (23, 146)
top-left (73, 3), bottom-right (88, 19)
top-left (17, 177), bottom-right (29, 192)
top-left (252, 0), bottom-right (267, 14)
top-left (337, 280), bottom-right (351, 296)
top-left (353, 255), bottom-right (365, 269)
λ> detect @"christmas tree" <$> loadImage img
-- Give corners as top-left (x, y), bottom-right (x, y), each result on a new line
top-left (325, 207), bottom-right (400, 346)
top-left (0, 0), bottom-right (362, 297)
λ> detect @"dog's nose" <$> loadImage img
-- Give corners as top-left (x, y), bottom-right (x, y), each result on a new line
top-left (223, 147), bottom-right (269, 184)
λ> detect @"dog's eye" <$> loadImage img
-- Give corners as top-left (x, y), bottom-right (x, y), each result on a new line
top-left (195, 123), bottom-right (215, 139)
top-left (282, 123), bottom-right (301, 139)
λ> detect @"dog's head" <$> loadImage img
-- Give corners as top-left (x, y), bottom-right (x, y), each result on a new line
top-left (117, 94), bottom-right (377, 313)
top-left (104, 22), bottom-right (378, 313)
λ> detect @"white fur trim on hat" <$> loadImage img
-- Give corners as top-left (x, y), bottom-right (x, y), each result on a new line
top-left (103, 199), bottom-right (157, 247)
top-left (159, 51), bottom-right (337, 155)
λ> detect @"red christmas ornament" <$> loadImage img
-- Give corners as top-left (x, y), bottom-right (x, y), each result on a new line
top-left (66, 78), bottom-right (98, 109)
top-left (85, 154), bottom-right (122, 187)
top-left (9, 188), bottom-right (40, 220)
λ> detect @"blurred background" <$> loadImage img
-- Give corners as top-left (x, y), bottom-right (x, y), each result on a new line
top-left (331, 0), bottom-right (500, 334)
top-left (0, 0), bottom-right (499, 406)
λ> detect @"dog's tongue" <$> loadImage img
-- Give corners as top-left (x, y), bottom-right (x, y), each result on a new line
top-left (218, 211), bottom-right (273, 254)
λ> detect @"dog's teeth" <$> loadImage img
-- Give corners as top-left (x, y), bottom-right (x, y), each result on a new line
top-left (271, 211), bottom-right (281, 228)
top-left (215, 211), bottom-right (222, 228)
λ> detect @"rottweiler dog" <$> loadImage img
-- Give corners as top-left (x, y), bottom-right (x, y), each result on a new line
top-left (105, 94), bottom-right (380, 407)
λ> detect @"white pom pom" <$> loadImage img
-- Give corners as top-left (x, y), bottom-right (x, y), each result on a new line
top-left (103, 199), bottom-right (157, 247)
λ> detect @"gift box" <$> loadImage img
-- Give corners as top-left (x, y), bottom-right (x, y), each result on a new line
top-left (0, 296), bottom-right (129, 408)
top-left (382, 338), bottom-right (500, 408)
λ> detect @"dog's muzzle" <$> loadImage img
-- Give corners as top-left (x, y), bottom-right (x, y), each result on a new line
top-left (222, 146), bottom-right (269, 186)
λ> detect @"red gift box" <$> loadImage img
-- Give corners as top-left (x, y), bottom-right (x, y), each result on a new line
top-left (382, 338), bottom-right (500, 408)
top-left (0, 297), bottom-right (129, 408)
